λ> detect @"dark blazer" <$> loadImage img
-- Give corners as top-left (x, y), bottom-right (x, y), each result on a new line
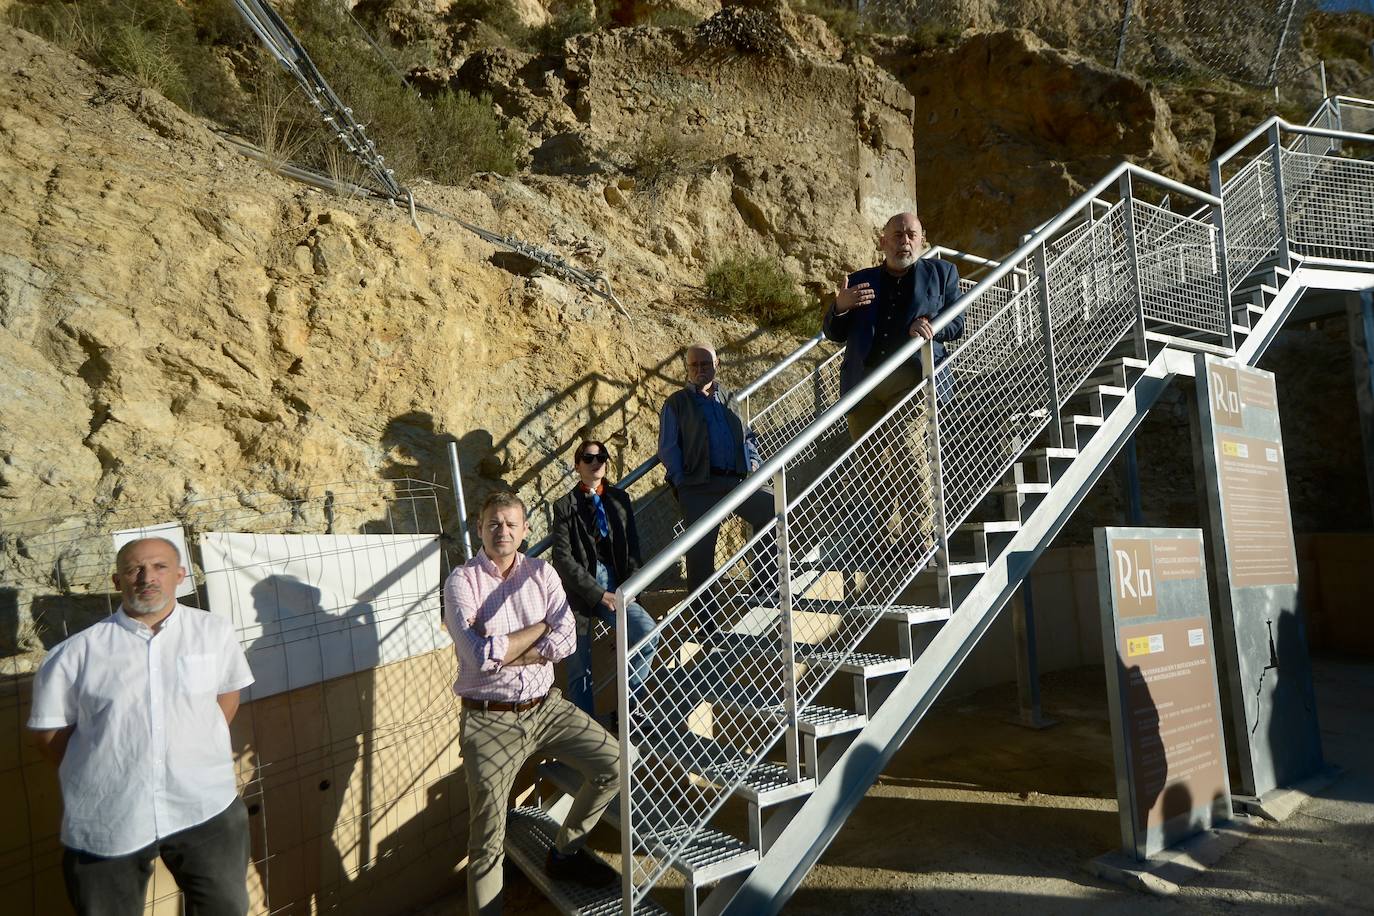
top-left (550, 483), bottom-right (643, 617)
top-left (822, 258), bottom-right (965, 396)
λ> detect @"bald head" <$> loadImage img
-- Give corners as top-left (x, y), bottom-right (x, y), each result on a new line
top-left (880, 212), bottom-right (924, 272)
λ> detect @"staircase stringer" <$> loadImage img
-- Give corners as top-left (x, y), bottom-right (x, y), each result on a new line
top-left (720, 263), bottom-right (1368, 915)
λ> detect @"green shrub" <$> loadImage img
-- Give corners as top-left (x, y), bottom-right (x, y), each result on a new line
top-left (626, 114), bottom-right (721, 196)
top-left (7, 0), bottom-right (237, 117)
top-left (704, 253), bottom-right (810, 331)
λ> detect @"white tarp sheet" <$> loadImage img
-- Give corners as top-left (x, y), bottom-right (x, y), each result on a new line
top-left (200, 532), bottom-right (446, 700)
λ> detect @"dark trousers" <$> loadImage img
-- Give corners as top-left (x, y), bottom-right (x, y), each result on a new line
top-left (677, 476), bottom-right (776, 595)
top-left (62, 799), bottom-right (250, 916)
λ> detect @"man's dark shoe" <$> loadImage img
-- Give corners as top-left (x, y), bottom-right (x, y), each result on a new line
top-left (545, 846), bottom-right (618, 888)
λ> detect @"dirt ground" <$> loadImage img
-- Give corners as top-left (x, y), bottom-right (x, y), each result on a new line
top-left (434, 656), bottom-right (1374, 914)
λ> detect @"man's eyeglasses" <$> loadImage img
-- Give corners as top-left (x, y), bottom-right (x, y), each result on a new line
top-left (578, 453), bottom-right (609, 465)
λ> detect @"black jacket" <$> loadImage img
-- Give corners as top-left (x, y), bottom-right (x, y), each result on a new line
top-left (550, 483), bottom-right (643, 617)
top-left (822, 258), bottom-right (965, 396)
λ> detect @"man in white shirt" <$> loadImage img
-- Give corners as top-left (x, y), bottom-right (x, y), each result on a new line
top-left (28, 536), bottom-right (255, 916)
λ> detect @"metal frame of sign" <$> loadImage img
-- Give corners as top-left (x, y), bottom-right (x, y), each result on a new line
top-left (1193, 354), bottom-right (1323, 802)
top-left (1095, 526), bottom-right (1233, 860)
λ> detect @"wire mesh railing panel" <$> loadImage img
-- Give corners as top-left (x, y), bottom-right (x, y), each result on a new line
top-left (751, 351), bottom-right (844, 461)
top-left (1338, 99), bottom-right (1374, 137)
top-left (934, 284), bottom-right (1053, 531)
top-left (1132, 200), bottom-right (1228, 337)
top-left (1, 481), bottom-right (460, 916)
top-left (1283, 150), bottom-right (1374, 263)
top-left (622, 525), bottom-right (786, 905)
top-left (1221, 152), bottom-right (1280, 288)
top-left (1045, 203), bottom-right (1139, 406)
top-left (783, 389), bottom-right (939, 704)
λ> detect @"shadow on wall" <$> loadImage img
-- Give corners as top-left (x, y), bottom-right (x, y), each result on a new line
top-left (382, 326), bottom-right (789, 550)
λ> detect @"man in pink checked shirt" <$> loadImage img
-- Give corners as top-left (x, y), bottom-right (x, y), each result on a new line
top-left (445, 491), bottom-right (620, 915)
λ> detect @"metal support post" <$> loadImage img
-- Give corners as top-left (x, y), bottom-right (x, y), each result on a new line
top-left (740, 393), bottom-right (753, 432)
top-left (1011, 580), bottom-right (1055, 729)
top-left (1114, 0), bottom-right (1134, 71)
top-left (1268, 123), bottom-right (1292, 271)
top-left (774, 468), bottom-right (801, 783)
top-left (446, 440), bottom-right (473, 561)
top-left (922, 345), bottom-right (952, 598)
top-left (1123, 435), bottom-right (1143, 525)
top-left (615, 588), bottom-right (635, 916)
top-left (1033, 243), bottom-right (1064, 448)
top-left (1209, 160), bottom-right (1236, 314)
top-left (1118, 173), bottom-right (1149, 361)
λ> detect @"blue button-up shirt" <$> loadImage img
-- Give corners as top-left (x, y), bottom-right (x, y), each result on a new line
top-left (659, 384), bottom-right (761, 488)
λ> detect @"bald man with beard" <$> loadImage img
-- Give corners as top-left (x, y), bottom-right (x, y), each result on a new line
top-left (823, 212), bottom-right (965, 553)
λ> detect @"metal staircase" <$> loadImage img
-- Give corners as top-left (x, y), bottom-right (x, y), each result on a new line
top-left (509, 96), bottom-right (1374, 914)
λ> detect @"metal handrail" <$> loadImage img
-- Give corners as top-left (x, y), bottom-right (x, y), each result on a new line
top-left (1215, 116), bottom-right (1374, 173)
top-left (610, 95), bottom-right (1374, 911)
top-left (615, 161), bottom-right (1220, 601)
top-left (523, 330), bottom-right (835, 558)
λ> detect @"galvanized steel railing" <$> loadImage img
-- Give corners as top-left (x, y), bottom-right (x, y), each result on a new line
top-left (608, 99), bottom-right (1374, 912)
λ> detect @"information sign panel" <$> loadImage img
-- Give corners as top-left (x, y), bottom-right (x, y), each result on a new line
top-left (1195, 354), bottom-right (1322, 800)
top-left (1095, 527), bottom-right (1231, 860)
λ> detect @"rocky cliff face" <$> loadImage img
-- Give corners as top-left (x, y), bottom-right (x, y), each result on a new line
top-left (0, 17), bottom-right (917, 653)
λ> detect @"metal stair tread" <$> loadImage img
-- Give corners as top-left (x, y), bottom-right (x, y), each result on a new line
top-left (797, 704), bottom-right (867, 737)
top-left (1063, 413), bottom-right (1104, 427)
top-left (992, 481), bottom-right (1051, 495)
top-left (1143, 329), bottom-right (1235, 356)
top-left (505, 806), bottom-right (668, 915)
top-left (797, 648), bottom-right (910, 677)
top-left (958, 519), bottom-right (1023, 533)
top-left (1017, 448), bottom-right (1077, 462)
top-left (878, 604), bottom-right (953, 624)
top-left (643, 823), bottom-right (760, 884)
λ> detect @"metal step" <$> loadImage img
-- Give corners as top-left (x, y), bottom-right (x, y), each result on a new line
top-left (797, 704), bottom-right (867, 738)
top-left (1143, 329), bottom-right (1235, 356)
top-left (798, 648), bottom-right (909, 678)
top-left (879, 604), bottom-right (952, 625)
top-left (957, 519), bottom-right (1023, 534)
top-left (505, 806), bottom-right (667, 916)
top-left (644, 823), bottom-right (759, 886)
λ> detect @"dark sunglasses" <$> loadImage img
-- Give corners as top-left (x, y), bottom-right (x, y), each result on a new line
top-left (577, 453), bottom-right (609, 465)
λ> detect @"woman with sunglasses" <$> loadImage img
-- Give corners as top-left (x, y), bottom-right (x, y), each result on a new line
top-left (550, 439), bottom-right (659, 724)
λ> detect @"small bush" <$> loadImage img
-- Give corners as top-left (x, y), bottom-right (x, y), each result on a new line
top-left (7, 0), bottom-right (238, 117)
top-left (626, 113), bottom-right (721, 196)
top-left (284, 0), bottom-right (520, 182)
top-left (704, 253), bottom-right (810, 331)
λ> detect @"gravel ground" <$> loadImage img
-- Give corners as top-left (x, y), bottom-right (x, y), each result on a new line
top-left (428, 656), bottom-right (1374, 914)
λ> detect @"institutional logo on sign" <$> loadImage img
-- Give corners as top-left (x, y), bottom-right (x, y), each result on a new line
top-left (1112, 538), bottom-right (1157, 617)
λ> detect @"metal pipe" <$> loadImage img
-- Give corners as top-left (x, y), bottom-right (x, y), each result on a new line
top-left (736, 335), bottom-right (826, 400)
top-left (617, 162), bottom-right (1220, 600)
top-left (446, 440), bottom-right (473, 561)
top-left (1214, 117), bottom-right (1374, 174)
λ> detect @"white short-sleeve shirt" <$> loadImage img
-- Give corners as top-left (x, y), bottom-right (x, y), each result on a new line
top-left (27, 603), bottom-right (255, 856)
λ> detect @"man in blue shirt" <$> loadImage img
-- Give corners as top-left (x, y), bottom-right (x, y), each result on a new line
top-left (658, 344), bottom-right (775, 601)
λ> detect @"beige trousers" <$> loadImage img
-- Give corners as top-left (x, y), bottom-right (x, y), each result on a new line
top-left (844, 361), bottom-right (936, 544)
top-left (460, 688), bottom-right (620, 916)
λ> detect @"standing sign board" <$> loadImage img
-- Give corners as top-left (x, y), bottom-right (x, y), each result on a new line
top-left (1095, 527), bottom-right (1232, 860)
top-left (1194, 354), bottom-right (1322, 801)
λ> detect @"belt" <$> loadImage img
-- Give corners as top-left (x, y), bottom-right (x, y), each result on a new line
top-left (709, 467), bottom-right (745, 479)
top-left (462, 693), bottom-right (548, 714)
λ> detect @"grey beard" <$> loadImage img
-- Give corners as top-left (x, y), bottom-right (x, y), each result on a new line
top-left (124, 592), bottom-right (166, 615)
top-left (887, 253), bottom-right (917, 270)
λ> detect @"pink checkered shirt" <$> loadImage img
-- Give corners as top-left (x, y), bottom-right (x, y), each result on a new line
top-left (443, 549), bottom-right (576, 703)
